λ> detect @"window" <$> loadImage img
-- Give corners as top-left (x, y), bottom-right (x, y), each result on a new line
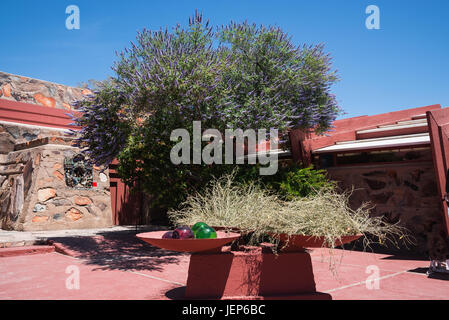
top-left (315, 147), bottom-right (431, 168)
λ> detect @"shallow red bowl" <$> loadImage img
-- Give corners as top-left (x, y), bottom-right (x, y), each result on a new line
top-left (268, 233), bottom-right (363, 251)
top-left (136, 231), bottom-right (241, 253)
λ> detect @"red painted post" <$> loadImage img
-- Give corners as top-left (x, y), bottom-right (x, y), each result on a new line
top-left (426, 109), bottom-right (449, 236)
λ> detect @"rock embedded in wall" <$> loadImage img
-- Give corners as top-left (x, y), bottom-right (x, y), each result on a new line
top-left (0, 188), bottom-right (11, 228)
top-left (32, 216), bottom-right (49, 223)
top-left (22, 132), bottom-right (38, 141)
top-left (50, 198), bottom-right (72, 206)
top-left (0, 133), bottom-right (14, 154)
top-left (2, 83), bottom-right (11, 97)
top-left (74, 196), bottom-right (92, 206)
top-left (33, 93), bottom-right (56, 108)
top-left (23, 160), bottom-right (33, 195)
top-left (33, 203), bottom-right (46, 212)
top-left (37, 188), bottom-right (57, 202)
top-left (99, 172), bottom-right (108, 182)
top-left (65, 208), bottom-right (83, 221)
top-left (404, 180), bottom-right (419, 191)
top-left (53, 170), bottom-right (64, 181)
top-left (410, 169), bottom-right (424, 182)
top-left (97, 202), bottom-right (107, 211)
top-left (363, 178), bottom-right (386, 190)
top-left (370, 191), bottom-right (394, 204)
top-left (4, 126), bottom-right (20, 139)
top-left (387, 170), bottom-right (401, 186)
top-left (11, 175), bottom-right (24, 221)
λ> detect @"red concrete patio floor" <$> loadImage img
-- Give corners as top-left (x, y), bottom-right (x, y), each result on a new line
top-left (0, 235), bottom-right (448, 300)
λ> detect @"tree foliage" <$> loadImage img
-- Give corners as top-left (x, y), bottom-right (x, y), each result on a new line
top-left (71, 12), bottom-right (340, 209)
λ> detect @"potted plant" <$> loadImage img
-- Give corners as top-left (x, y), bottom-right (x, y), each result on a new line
top-left (166, 171), bottom-right (413, 299)
top-left (168, 171), bottom-right (412, 253)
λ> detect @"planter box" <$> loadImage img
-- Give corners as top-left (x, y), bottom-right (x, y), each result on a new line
top-left (185, 245), bottom-right (331, 300)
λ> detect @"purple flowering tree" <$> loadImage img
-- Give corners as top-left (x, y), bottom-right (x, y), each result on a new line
top-left (218, 21), bottom-right (340, 134)
top-left (72, 12), bottom-right (340, 209)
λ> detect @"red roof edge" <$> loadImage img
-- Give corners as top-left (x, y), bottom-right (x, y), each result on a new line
top-left (0, 98), bottom-right (80, 130)
top-left (290, 104), bottom-right (442, 165)
top-left (327, 104), bottom-right (441, 137)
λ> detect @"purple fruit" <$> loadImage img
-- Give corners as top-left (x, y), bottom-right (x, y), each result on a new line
top-left (173, 226), bottom-right (194, 239)
top-left (162, 231), bottom-right (174, 239)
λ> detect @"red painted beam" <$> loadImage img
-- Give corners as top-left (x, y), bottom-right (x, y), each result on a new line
top-left (326, 104), bottom-right (439, 136)
top-left (0, 98), bottom-right (80, 129)
top-left (356, 125), bottom-right (428, 140)
top-left (427, 108), bottom-right (449, 237)
top-left (291, 104), bottom-right (441, 165)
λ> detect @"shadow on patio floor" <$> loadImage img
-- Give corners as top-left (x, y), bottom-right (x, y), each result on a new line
top-left (407, 266), bottom-right (449, 281)
top-left (165, 286), bottom-right (187, 300)
top-left (48, 228), bottom-right (188, 272)
top-left (340, 237), bottom-right (428, 261)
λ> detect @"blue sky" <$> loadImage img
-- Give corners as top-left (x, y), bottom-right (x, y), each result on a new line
top-left (1, 0), bottom-right (448, 118)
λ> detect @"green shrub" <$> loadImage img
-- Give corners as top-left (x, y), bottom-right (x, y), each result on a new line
top-left (275, 164), bottom-right (335, 199)
top-left (233, 163), bottom-right (334, 200)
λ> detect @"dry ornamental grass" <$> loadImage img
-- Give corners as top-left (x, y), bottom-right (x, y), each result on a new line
top-left (168, 172), bottom-right (414, 253)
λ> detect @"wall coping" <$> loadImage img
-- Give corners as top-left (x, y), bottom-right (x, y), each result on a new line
top-left (0, 98), bottom-right (79, 130)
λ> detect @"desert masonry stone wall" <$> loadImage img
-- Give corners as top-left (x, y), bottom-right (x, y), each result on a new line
top-left (0, 72), bottom-right (113, 231)
top-left (326, 162), bottom-right (449, 259)
top-left (0, 71), bottom-right (89, 110)
top-left (0, 140), bottom-right (112, 231)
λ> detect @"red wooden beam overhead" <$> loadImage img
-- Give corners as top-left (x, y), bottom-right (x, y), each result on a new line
top-left (290, 104), bottom-right (442, 165)
top-left (0, 98), bottom-right (79, 130)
